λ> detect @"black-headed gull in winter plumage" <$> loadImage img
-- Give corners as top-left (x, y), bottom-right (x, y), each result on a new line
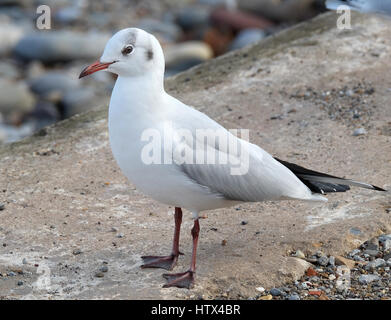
top-left (79, 28), bottom-right (385, 289)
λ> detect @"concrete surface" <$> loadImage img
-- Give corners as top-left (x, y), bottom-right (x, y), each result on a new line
top-left (0, 12), bottom-right (390, 299)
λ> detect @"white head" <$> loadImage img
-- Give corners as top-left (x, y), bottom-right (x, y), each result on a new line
top-left (79, 28), bottom-right (165, 79)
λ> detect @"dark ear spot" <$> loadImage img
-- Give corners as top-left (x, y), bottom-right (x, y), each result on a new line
top-left (146, 49), bottom-right (153, 60)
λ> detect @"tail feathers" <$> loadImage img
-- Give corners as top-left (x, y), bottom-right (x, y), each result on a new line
top-left (274, 158), bottom-right (386, 194)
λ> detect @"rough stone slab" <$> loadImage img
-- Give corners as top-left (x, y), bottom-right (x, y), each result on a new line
top-left (0, 12), bottom-right (390, 299)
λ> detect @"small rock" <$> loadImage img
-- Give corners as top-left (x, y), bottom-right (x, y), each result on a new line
top-left (99, 265), bottom-right (108, 273)
top-left (365, 259), bottom-right (386, 270)
top-left (353, 128), bottom-right (367, 136)
top-left (62, 87), bottom-right (105, 118)
top-left (358, 274), bottom-right (380, 285)
top-left (240, 220), bottom-right (248, 225)
top-left (95, 272), bottom-right (104, 278)
top-left (256, 286), bottom-right (265, 293)
top-left (116, 233), bottom-right (124, 238)
top-left (22, 258), bottom-right (27, 264)
top-left (0, 15), bottom-right (24, 56)
top-left (164, 41), bottom-right (213, 71)
top-left (335, 256), bottom-right (355, 269)
top-left (288, 293), bottom-right (300, 300)
top-left (258, 294), bottom-right (272, 300)
top-left (329, 274), bottom-right (336, 281)
top-left (176, 5), bottom-right (210, 31)
top-left (229, 28), bottom-right (266, 51)
top-left (270, 288), bottom-right (282, 296)
top-left (0, 203), bottom-right (4, 211)
top-left (383, 239), bottom-right (391, 251)
top-left (137, 18), bottom-right (181, 42)
top-left (317, 256), bottom-right (329, 266)
top-left (29, 72), bottom-right (78, 99)
top-left (14, 31), bottom-right (110, 63)
top-left (17, 280), bottom-right (23, 286)
top-left (363, 249), bottom-right (379, 257)
top-left (305, 267), bottom-right (317, 277)
top-left (292, 250), bottom-right (305, 259)
top-left (328, 256), bottom-right (335, 266)
top-left (0, 79), bottom-right (35, 117)
top-left (72, 249), bottom-right (82, 255)
top-left (387, 259), bottom-right (391, 267)
top-left (308, 290), bottom-right (322, 296)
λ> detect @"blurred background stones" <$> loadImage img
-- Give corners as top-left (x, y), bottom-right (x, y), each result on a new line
top-left (0, 0), bottom-right (328, 144)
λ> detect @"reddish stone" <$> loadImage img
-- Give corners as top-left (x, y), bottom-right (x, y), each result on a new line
top-left (309, 290), bottom-right (322, 296)
top-left (305, 267), bottom-right (318, 277)
top-left (211, 8), bottom-right (273, 32)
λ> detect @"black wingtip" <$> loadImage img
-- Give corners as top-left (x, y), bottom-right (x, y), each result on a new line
top-left (372, 185), bottom-right (387, 192)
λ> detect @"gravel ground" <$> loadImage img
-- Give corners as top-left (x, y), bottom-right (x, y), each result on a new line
top-left (254, 233), bottom-right (391, 300)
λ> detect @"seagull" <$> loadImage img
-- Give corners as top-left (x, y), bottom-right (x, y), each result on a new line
top-left (79, 28), bottom-right (386, 289)
top-left (326, 0), bottom-right (391, 15)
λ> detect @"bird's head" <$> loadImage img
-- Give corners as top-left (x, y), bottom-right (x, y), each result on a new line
top-left (79, 28), bottom-right (165, 79)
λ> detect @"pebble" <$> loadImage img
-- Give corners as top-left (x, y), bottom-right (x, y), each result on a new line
top-left (62, 87), bottom-right (104, 118)
top-left (292, 250), bottom-right (305, 259)
top-left (137, 18), bottom-right (182, 42)
top-left (14, 31), bottom-right (110, 63)
top-left (288, 293), bottom-right (300, 300)
top-left (0, 79), bottom-right (35, 117)
top-left (270, 288), bottom-right (282, 296)
top-left (164, 41), bottom-right (213, 70)
top-left (99, 265), bottom-right (108, 273)
top-left (258, 294), bottom-right (272, 300)
top-left (29, 72), bottom-right (79, 99)
top-left (229, 28), bottom-right (266, 51)
top-left (353, 128), bottom-right (367, 136)
top-left (95, 272), bottom-right (104, 278)
top-left (17, 280), bottom-right (23, 286)
top-left (383, 239), bottom-right (391, 251)
top-left (363, 249), bottom-right (379, 257)
top-left (358, 274), bottom-right (380, 285)
top-left (0, 203), bottom-right (4, 211)
top-left (0, 15), bottom-right (24, 56)
top-left (365, 259), bottom-right (386, 270)
top-left (176, 5), bottom-right (210, 31)
top-left (72, 249), bottom-right (82, 255)
top-left (317, 256), bottom-right (329, 266)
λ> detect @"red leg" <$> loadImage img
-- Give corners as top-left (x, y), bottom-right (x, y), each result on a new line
top-left (141, 207), bottom-right (183, 270)
top-left (163, 218), bottom-right (200, 289)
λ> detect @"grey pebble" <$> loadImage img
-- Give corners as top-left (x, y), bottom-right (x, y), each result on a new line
top-left (353, 128), bottom-right (367, 136)
top-left (318, 256), bottom-right (329, 266)
top-left (72, 249), bottom-right (82, 255)
top-left (288, 293), bottom-right (300, 300)
top-left (270, 288), bottom-right (282, 296)
top-left (358, 274), bottom-right (380, 285)
top-left (365, 258), bottom-right (386, 270)
top-left (0, 203), bottom-right (4, 211)
top-left (363, 249), bottom-right (379, 257)
top-left (99, 265), bottom-right (108, 273)
top-left (95, 272), bottom-right (104, 278)
top-left (383, 239), bottom-right (391, 251)
top-left (17, 280), bottom-right (23, 286)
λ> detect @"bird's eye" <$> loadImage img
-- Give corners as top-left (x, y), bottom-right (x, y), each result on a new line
top-left (122, 45), bottom-right (134, 55)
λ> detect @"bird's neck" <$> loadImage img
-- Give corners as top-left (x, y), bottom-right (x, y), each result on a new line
top-left (112, 72), bottom-right (166, 112)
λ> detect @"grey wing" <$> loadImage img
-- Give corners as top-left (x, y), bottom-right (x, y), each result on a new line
top-left (174, 136), bottom-right (316, 202)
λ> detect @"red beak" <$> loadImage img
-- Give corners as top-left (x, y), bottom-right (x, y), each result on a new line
top-left (79, 60), bottom-right (114, 79)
